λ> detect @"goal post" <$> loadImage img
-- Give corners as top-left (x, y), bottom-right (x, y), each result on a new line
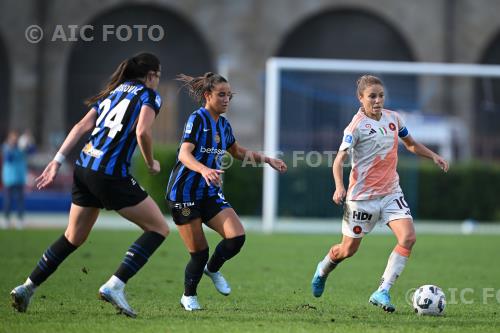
top-left (263, 57), bottom-right (500, 232)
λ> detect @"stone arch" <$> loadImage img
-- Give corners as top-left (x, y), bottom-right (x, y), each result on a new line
top-left (276, 8), bottom-right (417, 151)
top-left (66, 4), bottom-right (214, 144)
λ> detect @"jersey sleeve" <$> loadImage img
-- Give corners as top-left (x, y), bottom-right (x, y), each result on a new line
top-left (396, 113), bottom-right (410, 138)
top-left (140, 89), bottom-right (162, 115)
top-left (182, 113), bottom-right (203, 145)
top-left (92, 99), bottom-right (102, 115)
top-left (339, 126), bottom-right (359, 151)
top-left (224, 120), bottom-right (236, 149)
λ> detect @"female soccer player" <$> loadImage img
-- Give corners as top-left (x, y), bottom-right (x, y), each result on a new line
top-left (10, 53), bottom-right (169, 318)
top-left (167, 72), bottom-right (287, 311)
top-left (311, 75), bottom-right (449, 312)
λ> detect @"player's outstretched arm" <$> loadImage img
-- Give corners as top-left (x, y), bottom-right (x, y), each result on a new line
top-left (35, 108), bottom-right (97, 190)
top-left (401, 135), bottom-right (449, 172)
top-left (332, 150), bottom-right (348, 205)
top-left (137, 105), bottom-right (160, 175)
top-left (227, 142), bottom-right (287, 173)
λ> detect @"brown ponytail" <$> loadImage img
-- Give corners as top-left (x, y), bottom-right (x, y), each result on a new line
top-left (176, 72), bottom-right (228, 105)
top-left (85, 52), bottom-right (160, 107)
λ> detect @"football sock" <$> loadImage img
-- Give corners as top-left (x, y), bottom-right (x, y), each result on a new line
top-left (29, 235), bottom-right (78, 286)
top-left (114, 231), bottom-right (165, 283)
top-left (103, 275), bottom-right (125, 290)
top-left (206, 235), bottom-right (246, 273)
top-left (318, 253), bottom-right (339, 277)
top-left (185, 248), bottom-right (209, 296)
top-left (378, 244), bottom-right (411, 292)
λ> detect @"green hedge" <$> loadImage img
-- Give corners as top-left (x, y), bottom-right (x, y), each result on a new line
top-left (132, 146), bottom-right (500, 221)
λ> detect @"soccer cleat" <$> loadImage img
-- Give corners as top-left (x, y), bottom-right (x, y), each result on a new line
top-left (180, 294), bottom-right (202, 311)
top-left (311, 262), bottom-right (328, 297)
top-left (369, 289), bottom-right (395, 313)
top-left (204, 266), bottom-right (231, 296)
top-left (10, 285), bottom-right (35, 313)
top-left (98, 285), bottom-right (137, 318)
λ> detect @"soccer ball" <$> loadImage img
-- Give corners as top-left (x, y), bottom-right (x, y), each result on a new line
top-left (412, 285), bottom-right (446, 316)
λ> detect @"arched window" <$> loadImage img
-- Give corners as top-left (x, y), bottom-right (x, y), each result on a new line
top-left (66, 5), bottom-right (214, 144)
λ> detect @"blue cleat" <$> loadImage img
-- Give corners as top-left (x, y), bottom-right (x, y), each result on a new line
top-left (369, 289), bottom-right (395, 313)
top-left (99, 285), bottom-right (137, 318)
top-left (311, 262), bottom-right (328, 297)
top-left (10, 285), bottom-right (35, 313)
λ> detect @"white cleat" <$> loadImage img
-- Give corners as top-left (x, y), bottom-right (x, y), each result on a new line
top-left (180, 294), bottom-right (202, 311)
top-left (204, 265), bottom-right (231, 296)
top-left (98, 285), bottom-right (137, 318)
top-left (10, 284), bottom-right (35, 312)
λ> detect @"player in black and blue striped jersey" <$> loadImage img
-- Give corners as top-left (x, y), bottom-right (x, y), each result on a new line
top-left (167, 72), bottom-right (287, 311)
top-left (10, 53), bottom-right (170, 318)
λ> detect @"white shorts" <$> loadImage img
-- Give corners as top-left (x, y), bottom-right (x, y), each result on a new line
top-left (342, 192), bottom-right (413, 238)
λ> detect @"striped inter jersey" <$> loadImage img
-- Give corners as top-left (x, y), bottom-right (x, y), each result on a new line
top-left (166, 107), bottom-right (236, 202)
top-left (76, 80), bottom-right (162, 177)
top-left (339, 108), bottom-right (410, 201)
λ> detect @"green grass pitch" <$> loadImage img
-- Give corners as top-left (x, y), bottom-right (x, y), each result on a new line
top-left (1, 229), bottom-right (499, 333)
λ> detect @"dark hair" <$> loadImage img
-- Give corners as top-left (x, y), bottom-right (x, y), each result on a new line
top-left (176, 72), bottom-right (228, 105)
top-left (356, 74), bottom-right (384, 97)
top-left (86, 52), bottom-right (160, 107)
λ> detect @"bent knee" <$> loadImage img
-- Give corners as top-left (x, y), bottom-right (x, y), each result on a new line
top-left (64, 232), bottom-right (86, 247)
top-left (399, 234), bottom-right (416, 250)
top-left (338, 245), bottom-right (358, 259)
top-left (152, 223), bottom-right (170, 237)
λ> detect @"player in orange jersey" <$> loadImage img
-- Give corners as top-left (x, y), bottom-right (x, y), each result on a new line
top-left (311, 75), bottom-right (448, 312)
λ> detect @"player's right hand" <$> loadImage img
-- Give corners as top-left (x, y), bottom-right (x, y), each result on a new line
top-left (35, 160), bottom-right (61, 190)
top-left (148, 160), bottom-right (161, 175)
top-left (200, 167), bottom-right (224, 187)
top-left (333, 187), bottom-right (346, 205)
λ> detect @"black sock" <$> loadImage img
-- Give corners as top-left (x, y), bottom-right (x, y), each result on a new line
top-left (207, 235), bottom-right (246, 273)
top-left (184, 248), bottom-right (209, 296)
top-left (29, 235), bottom-right (78, 286)
top-left (114, 231), bottom-right (165, 283)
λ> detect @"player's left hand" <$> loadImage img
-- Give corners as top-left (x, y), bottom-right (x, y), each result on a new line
top-left (268, 158), bottom-right (287, 173)
top-left (433, 155), bottom-right (449, 172)
top-left (35, 160), bottom-right (61, 189)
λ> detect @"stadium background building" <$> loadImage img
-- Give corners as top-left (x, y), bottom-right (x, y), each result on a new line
top-left (1, 0), bottom-right (500, 160)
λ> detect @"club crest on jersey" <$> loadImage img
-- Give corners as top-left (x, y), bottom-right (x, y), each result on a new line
top-left (389, 122), bottom-right (396, 131)
top-left (344, 134), bottom-right (353, 143)
top-left (82, 143), bottom-right (103, 158)
top-left (215, 133), bottom-right (221, 144)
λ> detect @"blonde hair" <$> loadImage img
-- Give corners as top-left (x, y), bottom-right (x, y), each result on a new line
top-left (356, 75), bottom-right (384, 97)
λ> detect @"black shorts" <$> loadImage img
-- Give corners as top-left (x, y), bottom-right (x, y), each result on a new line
top-left (72, 166), bottom-right (148, 210)
top-left (167, 194), bottom-right (232, 225)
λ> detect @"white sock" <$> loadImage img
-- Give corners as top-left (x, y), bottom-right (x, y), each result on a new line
top-left (318, 254), bottom-right (338, 277)
top-left (24, 278), bottom-right (36, 291)
top-left (106, 275), bottom-right (125, 289)
top-left (378, 251), bottom-right (408, 292)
